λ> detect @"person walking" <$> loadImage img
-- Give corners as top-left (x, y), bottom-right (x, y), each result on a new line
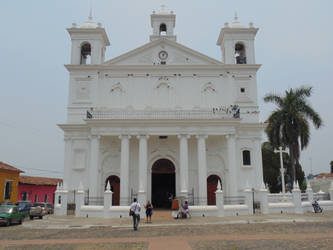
top-left (130, 198), bottom-right (141, 231)
top-left (145, 201), bottom-right (153, 223)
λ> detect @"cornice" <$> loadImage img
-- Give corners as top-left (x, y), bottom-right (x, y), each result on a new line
top-left (67, 28), bottom-right (110, 46)
top-left (216, 27), bottom-right (259, 45)
top-left (64, 64), bottom-right (261, 72)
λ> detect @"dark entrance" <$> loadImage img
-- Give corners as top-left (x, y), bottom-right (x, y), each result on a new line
top-left (105, 175), bottom-right (120, 206)
top-left (151, 159), bottom-right (175, 209)
top-left (207, 175), bottom-right (222, 205)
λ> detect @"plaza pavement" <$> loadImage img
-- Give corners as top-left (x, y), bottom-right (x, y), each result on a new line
top-left (1, 210), bottom-right (333, 249)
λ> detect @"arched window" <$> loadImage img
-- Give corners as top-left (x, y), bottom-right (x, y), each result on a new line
top-left (80, 42), bottom-right (91, 64)
top-left (159, 23), bottom-right (167, 35)
top-left (235, 42), bottom-right (246, 64)
top-left (242, 150), bottom-right (251, 165)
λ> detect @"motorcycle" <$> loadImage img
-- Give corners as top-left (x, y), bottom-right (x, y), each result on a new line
top-left (312, 200), bottom-right (323, 213)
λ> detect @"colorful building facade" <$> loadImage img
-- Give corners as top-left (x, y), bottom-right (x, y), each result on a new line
top-left (0, 162), bottom-right (23, 204)
top-left (18, 176), bottom-right (62, 204)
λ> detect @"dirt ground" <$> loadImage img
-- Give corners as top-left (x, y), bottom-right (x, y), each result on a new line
top-left (1, 211), bottom-right (333, 249)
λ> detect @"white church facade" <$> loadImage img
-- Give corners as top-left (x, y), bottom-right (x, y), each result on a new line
top-left (59, 9), bottom-right (265, 210)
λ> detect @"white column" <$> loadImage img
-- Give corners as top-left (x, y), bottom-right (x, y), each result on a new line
top-left (119, 135), bottom-right (131, 205)
top-left (137, 135), bottom-right (149, 212)
top-left (178, 134), bottom-right (190, 197)
top-left (89, 135), bottom-right (100, 198)
top-left (196, 135), bottom-right (208, 205)
top-left (226, 134), bottom-right (238, 196)
top-left (63, 137), bottom-right (72, 191)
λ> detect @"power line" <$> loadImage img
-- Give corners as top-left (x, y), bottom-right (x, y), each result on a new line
top-left (19, 166), bottom-right (63, 174)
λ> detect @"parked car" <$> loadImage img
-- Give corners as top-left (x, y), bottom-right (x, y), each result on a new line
top-left (17, 201), bottom-right (32, 218)
top-left (0, 205), bottom-right (24, 226)
top-left (29, 202), bottom-right (47, 219)
top-left (46, 203), bottom-right (54, 214)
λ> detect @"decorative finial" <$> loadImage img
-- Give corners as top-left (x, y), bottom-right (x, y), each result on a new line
top-left (217, 180), bottom-right (222, 191)
top-left (78, 181), bottom-right (84, 192)
top-left (106, 181), bottom-right (111, 192)
top-left (89, 7), bottom-right (93, 21)
top-left (161, 4), bottom-right (166, 11)
top-left (234, 12), bottom-right (238, 21)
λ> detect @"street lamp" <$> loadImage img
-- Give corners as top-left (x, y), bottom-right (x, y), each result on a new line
top-left (274, 146), bottom-right (288, 193)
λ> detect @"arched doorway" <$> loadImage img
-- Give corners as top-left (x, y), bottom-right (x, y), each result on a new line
top-left (151, 159), bottom-right (175, 208)
top-left (105, 175), bottom-right (120, 206)
top-left (207, 175), bottom-right (222, 205)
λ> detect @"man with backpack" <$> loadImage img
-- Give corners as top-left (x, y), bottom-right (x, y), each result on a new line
top-left (129, 198), bottom-right (141, 231)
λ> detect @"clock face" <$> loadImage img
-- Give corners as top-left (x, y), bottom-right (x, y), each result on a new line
top-left (158, 50), bottom-right (168, 60)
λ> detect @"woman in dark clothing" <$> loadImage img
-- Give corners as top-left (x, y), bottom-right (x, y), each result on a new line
top-left (145, 201), bottom-right (153, 223)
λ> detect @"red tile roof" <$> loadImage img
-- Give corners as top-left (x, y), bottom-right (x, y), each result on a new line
top-left (19, 176), bottom-right (62, 186)
top-left (0, 161), bottom-right (24, 173)
top-left (315, 173), bottom-right (333, 179)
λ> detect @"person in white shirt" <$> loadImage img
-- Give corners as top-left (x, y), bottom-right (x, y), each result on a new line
top-left (130, 198), bottom-right (141, 231)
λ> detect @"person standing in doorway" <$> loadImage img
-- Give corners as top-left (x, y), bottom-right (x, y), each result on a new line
top-left (145, 200), bottom-right (153, 223)
top-left (130, 198), bottom-right (141, 231)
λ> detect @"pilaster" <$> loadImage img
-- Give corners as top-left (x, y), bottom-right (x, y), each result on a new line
top-left (196, 135), bottom-right (208, 205)
top-left (89, 135), bottom-right (100, 198)
top-left (178, 134), bottom-right (190, 197)
top-left (119, 135), bottom-right (131, 205)
top-left (137, 135), bottom-right (149, 205)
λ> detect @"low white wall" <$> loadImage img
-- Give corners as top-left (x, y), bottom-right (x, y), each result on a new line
top-left (224, 205), bottom-right (249, 216)
top-left (268, 202), bottom-right (295, 214)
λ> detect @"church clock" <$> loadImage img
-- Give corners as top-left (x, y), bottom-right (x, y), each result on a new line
top-left (158, 50), bottom-right (168, 60)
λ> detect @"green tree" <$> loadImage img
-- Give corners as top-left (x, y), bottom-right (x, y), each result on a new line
top-left (262, 141), bottom-right (306, 192)
top-left (264, 86), bottom-right (322, 185)
top-left (330, 161), bottom-right (333, 173)
top-left (262, 142), bottom-right (281, 193)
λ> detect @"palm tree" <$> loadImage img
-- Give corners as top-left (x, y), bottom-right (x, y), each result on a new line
top-left (264, 86), bottom-right (322, 185)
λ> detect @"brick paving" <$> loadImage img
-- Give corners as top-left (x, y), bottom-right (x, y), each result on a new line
top-left (1, 210), bottom-right (333, 249)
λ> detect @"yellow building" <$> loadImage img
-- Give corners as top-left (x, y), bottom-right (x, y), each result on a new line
top-left (0, 162), bottom-right (23, 204)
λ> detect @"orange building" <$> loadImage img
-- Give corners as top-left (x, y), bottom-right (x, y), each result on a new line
top-left (0, 162), bottom-right (24, 204)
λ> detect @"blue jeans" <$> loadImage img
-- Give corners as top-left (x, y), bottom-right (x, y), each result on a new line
top-left (132, 214), bottom-right (140, 230)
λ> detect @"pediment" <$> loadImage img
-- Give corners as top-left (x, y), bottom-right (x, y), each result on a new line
top-left (104, 38), bottom-right (222, 66)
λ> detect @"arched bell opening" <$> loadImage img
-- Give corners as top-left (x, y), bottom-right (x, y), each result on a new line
top-left (235, 42), bottom-right (246, 64)
top-left (80, 42), bottom-right (91, 64)
top-left (159, 23), bottom-right (167, 35)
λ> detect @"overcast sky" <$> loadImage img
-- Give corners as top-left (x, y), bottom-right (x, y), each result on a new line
top-left (1, 0), bottom-right (332, 179)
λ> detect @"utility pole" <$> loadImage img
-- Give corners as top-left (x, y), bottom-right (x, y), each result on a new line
top-left (274, 146), bottom-right (288, 193)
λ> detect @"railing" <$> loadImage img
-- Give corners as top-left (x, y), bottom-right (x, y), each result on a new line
top-left (86, 108), bottom-right (241, 120)
top-left (224, 196), bottom-right (245, 205)
top-left (301, 193), bottom-right (309, 201)
top-left (268, 193), bottom-right (293, 203)
top-left (313, 192), bottom-right (330, 201)
top-left (84, 196), bottom-right (104, 206)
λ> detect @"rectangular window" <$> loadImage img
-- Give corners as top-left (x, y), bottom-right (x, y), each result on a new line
top-left (35, 194), bottom-right (38, 203)
top-left (44, 194), bottom-right (48, 202)
top-left (242, 150), bottom-right (251, 165)
top-left (4, 180), bottom-right (12, 200)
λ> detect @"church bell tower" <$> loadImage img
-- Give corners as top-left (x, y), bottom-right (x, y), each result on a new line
top-left (216, 13), bottom-right (258, 64)
top-left (67, 9), bottom-right (110, 65)
top-left (150, 5), bottom-right (176, 42)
